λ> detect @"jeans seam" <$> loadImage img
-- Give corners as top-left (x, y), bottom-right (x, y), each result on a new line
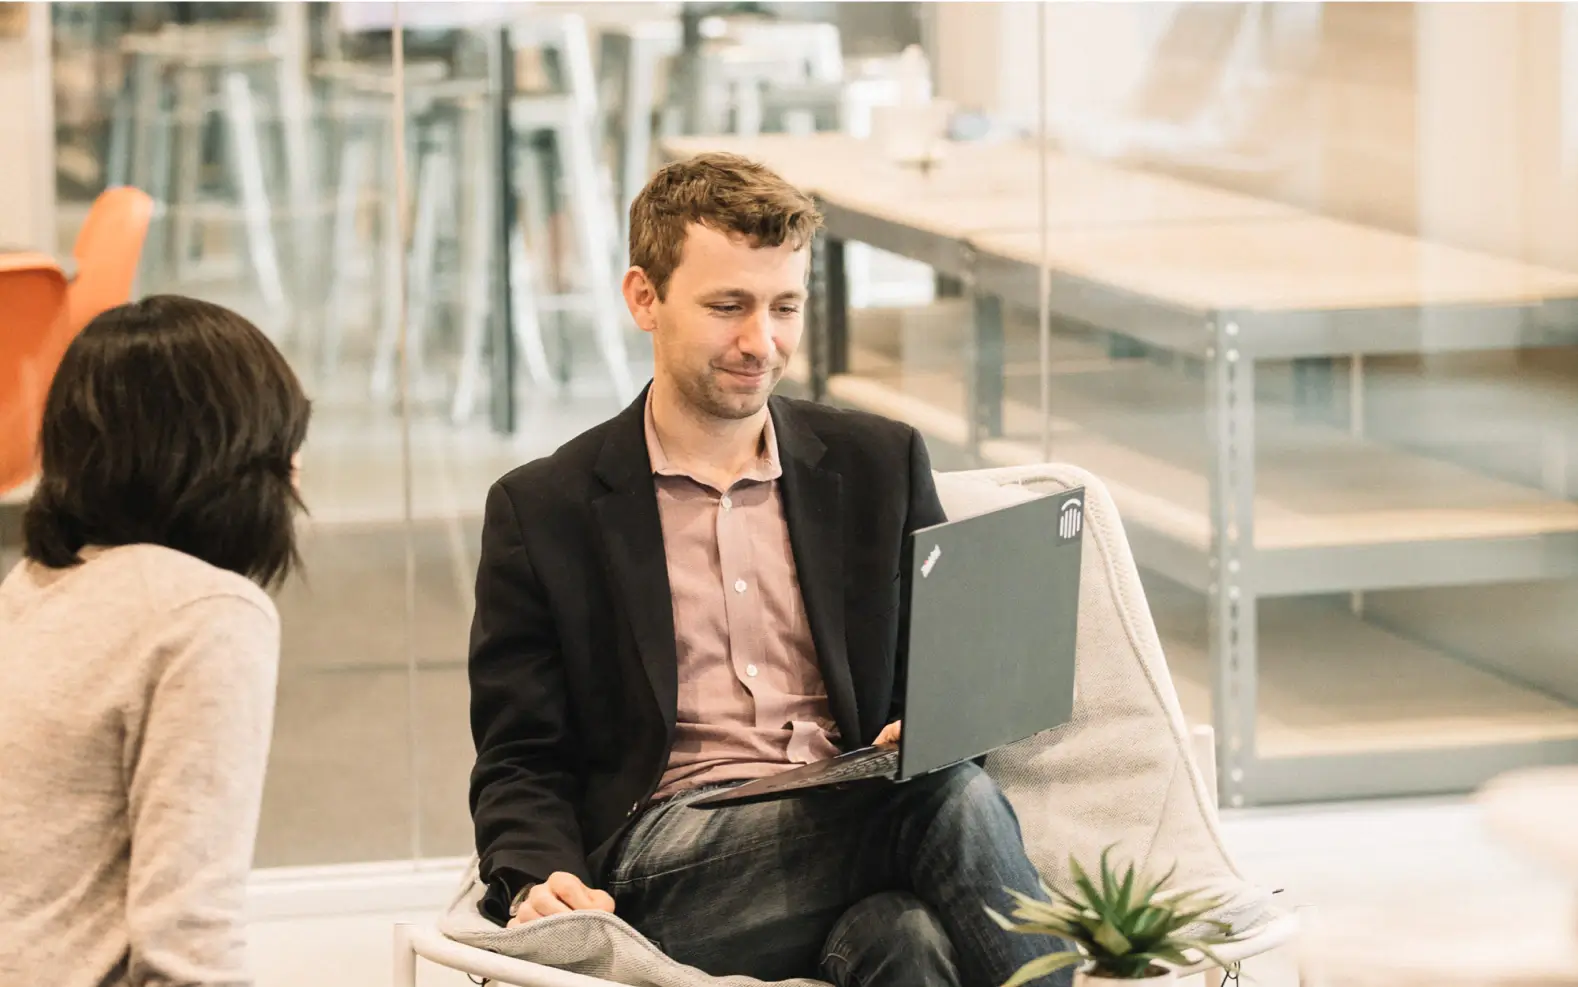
top-left (607, 823), bottom-right (845, 888)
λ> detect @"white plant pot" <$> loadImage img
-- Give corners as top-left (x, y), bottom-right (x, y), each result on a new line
top-left (1074, 966), bottom-right (1178, 987)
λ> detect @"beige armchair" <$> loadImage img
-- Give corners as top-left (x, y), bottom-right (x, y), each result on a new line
top-left (395, 463), bottom-right (1297, 987)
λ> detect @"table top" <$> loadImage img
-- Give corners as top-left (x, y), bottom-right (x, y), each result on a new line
top-left (972, 216), bottom-right (1578, 313)
top-left (659, 133), bottom-right (1296, 236)
top-left (663, 133), bottom-right (1578, 313)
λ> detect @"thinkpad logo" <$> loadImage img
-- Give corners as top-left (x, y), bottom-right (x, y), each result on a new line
top-left (920, 544), bottom-right (941, 577)
top-left (1059, 497), bottom-right (1083, 540)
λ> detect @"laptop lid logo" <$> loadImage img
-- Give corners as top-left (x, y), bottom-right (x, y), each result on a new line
top-left (1059, 498), bottom-right (1084, 541)
top-left (920, 544), bottom-right (941, 577)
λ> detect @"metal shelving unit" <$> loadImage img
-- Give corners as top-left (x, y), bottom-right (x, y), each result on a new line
top-left (661, 132), bottom-right (1578, 806)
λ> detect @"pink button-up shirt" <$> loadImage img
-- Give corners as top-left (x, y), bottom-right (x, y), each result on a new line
top-left (645, 395), bottom-right (842, 798)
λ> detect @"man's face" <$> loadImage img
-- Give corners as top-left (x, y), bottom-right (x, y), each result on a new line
top-left (624, 223), bottom-right (809, 422)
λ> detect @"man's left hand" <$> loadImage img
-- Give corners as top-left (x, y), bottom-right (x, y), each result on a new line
top-left (875, 721), bottom-right (902, 746)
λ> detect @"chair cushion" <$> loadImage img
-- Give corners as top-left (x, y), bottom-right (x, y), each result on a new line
top-left (440, 464), bottom-right (1278, 985)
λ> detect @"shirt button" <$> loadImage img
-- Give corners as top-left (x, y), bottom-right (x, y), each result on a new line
top-left (721, 494), bottom-right (732, 510)
top-left (746, 664), bottom-right (759, 677)
top-left (734, 578), bottom-right (747, 593)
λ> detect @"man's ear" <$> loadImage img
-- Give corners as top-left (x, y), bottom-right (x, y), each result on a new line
top-left (622, 267), bottom-right (660, 334)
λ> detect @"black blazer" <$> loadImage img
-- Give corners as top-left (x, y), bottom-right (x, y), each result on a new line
top-left (468, 388), bottom-right (947, 923)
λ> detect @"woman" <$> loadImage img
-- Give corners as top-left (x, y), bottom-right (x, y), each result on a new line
top-left (0, 295), bottom-right (310, 987)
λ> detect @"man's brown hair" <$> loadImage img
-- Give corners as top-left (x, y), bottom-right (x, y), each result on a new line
top-left (629, 152), bottom-right (823, 300)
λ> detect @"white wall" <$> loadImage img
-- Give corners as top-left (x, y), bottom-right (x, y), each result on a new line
top-left (0, 2), bottom-right (54, 251)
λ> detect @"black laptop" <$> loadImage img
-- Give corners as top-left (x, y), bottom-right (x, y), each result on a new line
top-left (693, 486), bottom-right (1085, 808)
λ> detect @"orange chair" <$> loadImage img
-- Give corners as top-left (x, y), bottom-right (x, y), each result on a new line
top-left (66, 185), bottom-right (154, 334)
top-left (0, 254), bottom-right (69, 494)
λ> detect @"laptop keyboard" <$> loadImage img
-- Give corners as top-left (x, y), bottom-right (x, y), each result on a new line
top-left (817, 747), bottom-right (899, 784)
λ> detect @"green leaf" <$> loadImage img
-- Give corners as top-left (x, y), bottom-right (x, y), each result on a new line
top-left (1100, 845), bottom-right (1119, 909)
top-left (1068, 855), bottom-right (1101, 909)
top-left (1141, 861), bottom-right (1179, 903)
top-left (1092, 919), bottom-right (1133, 956)
top-left (1146, 946), bottom-right (1193, 967)
top-left (1001, 952), bottom-right (1086, 987)
top-left (1115, 858), bottom-right (1137, 919)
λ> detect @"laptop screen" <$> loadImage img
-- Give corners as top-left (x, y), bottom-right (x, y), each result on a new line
top-left (896, 487), bottom-right (1084, 779)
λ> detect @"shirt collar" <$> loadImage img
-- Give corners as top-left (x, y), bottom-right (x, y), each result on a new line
top-left (643, 387), bottom-right (783, 486)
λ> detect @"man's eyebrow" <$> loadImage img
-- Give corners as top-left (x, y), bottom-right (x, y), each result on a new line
top-left (698, 287), bottom-right (808, 302)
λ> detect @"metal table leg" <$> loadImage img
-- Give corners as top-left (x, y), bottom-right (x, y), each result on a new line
top-left (968, 291), bottom-right (1006, 463)
top-left (808, 227), bottom-right (847, 403)
top-left (489, 25), bottom-right (518, 435)
top-left (1206, 315), bottom-right (1258, 809)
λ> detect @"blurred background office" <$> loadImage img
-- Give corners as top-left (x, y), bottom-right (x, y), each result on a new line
top-left (6, 1), bottom-right (1578, 980)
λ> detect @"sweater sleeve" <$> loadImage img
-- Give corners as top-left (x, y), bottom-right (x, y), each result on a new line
top-left (124, 592), bottom-right (279, 987)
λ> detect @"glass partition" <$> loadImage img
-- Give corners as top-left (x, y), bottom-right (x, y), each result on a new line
top-left (653, 0), bottom-right (1578, 806)
top-left (32, 0), bottom-right (1578, 873)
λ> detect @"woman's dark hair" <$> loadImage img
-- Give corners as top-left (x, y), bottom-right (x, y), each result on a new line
top-left (23, 295), bottom-right (312, 588)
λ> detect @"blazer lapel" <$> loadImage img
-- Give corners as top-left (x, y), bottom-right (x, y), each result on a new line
top-left (592, 390), bottom-right (679, 739)
top-left (772, 399), bottom-right (860, 747)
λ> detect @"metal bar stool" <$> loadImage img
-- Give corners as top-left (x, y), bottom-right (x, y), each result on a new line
top-left (109, 22), bottom-right (315, 340)
top-left (596, 19), bottom-right (681, 260)
top-left (450, 13), bottom-right (634, 424)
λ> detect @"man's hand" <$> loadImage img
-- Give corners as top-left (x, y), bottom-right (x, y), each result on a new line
top-left (507, 871), bottom-right (616, 927)
top-left (875, 720), bottom-right (902, 746)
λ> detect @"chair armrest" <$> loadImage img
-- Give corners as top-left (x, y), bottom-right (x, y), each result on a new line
top-left (395, 923), bottom-right (626, 987)
top-left (1172, 911), bottom-right (1301, 977)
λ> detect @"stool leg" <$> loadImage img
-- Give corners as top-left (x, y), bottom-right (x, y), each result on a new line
top-left (370, 138), bottom-right (405, 400)
top-left (275, 26), bottom-right (319, 329)
top-left (734, 79), bottom-right (763, 137)
top-left (106, 70), bottom-right (135, 188)
top-left (510, 215), bottom-right (556, 390)
top-left (171, 65), bottom-right (206, 280)
top-left (321, 121), bottom-right (370, 381)
top-left (620, 37), bottom-right (662, 255)
top-left (133, 52), bottom-right (174, 289)
top-left (509, 133), bottom-right (557, 390)
top-left (402, 125), bottom-right (450, 391)
top-left (558, 118), bottom-right (632, 401)
top-left (555, 21), bottom-right (633, 400)
top-left (222, 70), bottom-right (290, 329)
top-left (450, 101), bottom-right (496, 424)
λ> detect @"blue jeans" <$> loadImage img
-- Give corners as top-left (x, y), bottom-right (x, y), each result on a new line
top-left (604, 762), bottom-right (1073, 987)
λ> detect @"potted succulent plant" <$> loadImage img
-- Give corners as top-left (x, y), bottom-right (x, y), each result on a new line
top-left (987, 847), bottom-right (1244, 987)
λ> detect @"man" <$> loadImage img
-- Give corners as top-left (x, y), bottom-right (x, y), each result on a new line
top-left (469, 153), bottom-right (1069, 986)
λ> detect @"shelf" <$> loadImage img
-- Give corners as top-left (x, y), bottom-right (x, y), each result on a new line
top-left (810, 354), bottom-right (1578, 594)
top-left (1148, 578), bottom-right (1578, 759)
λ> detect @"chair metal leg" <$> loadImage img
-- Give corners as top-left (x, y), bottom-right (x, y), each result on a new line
top-left (222, 70), bottom-right (289, 326)
top-left (391, 923), bottom-right (418, 987)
